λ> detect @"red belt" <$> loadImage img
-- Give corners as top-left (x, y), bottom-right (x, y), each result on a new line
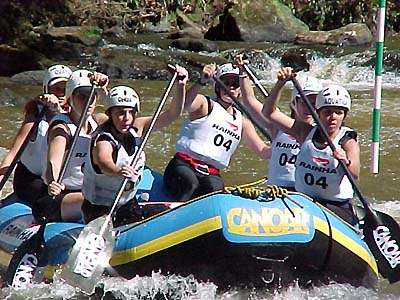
top-left (175, 152), bottom-right (220, 175)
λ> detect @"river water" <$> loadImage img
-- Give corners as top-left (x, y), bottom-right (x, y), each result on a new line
top-left (0, 36), bottom-right (400, 299)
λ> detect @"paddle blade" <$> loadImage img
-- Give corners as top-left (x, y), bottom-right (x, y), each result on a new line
top-left (60, 216), bottom-right (114, 294)
top-left (362, 210), bottom-right (400, 283)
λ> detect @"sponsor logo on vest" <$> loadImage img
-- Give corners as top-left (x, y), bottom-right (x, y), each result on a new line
top-left (73, 233), bottom-right (105, 278)
top-left (212, 124), bottom-right (240, 140)
top-left (227, 207), bottom-right (310, 236)
top-left (12, 253), bottom-right (38, 289)
top-left (226, 121), bottom-right (239, 131)
top-left (373, 225), bottom-right (400, 268)
top-left (312, 156), bottom-right (330, 166)
top-left (276, 141), bottom-right (300, 150)
top-left (299, 161), bottom-right (337, 174)
top-left (75, 152), bottom-right (87, 158)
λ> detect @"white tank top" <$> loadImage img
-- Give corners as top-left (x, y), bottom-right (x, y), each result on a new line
top-left (42, 114), bottom-right (98, 190)
top-left (295, 126), bottom-right (354, 202)
top-left (175, 98), bottom-right (242, 169)
top-left (267, 130), bottom-right (300, 187)
top-left (20, 105), bottom-right (49, 175)
top-left (82, 128), bottom-right (146, 207)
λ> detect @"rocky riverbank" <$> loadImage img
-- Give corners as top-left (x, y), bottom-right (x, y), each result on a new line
top-left (0, 0), bottom-right (377, 79)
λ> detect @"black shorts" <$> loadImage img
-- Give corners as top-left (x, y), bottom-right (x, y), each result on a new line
top-left (13, 163), bottom-right (47, 205)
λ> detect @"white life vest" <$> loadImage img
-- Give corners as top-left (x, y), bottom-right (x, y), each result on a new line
top-left (267, 130), bottom-right (300, 188)
top-left (82, 128), bottom-right (145, 207)
top-left (175, 98), bottom-right (242, 170)
top-left (42, 114), bottom-right (98, 190)
top-left (295, 126), bottom-right (354, 202)
top-left (20, 105), bottom-right (49, 175)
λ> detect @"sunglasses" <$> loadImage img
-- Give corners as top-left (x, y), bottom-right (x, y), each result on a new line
top-left (221, 78), bottom-right (240, 89)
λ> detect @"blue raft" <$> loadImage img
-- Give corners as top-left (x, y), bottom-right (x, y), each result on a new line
top-left (0, 168), bottom-right (378, 289)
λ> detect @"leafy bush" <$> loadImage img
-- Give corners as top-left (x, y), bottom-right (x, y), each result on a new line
top-left (280, 0), bottom-right (400, 33)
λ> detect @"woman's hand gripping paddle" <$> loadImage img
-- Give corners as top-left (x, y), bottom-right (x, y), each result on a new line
top-left (6, 82), bottom-right (98, 289)
top-left (60, 66), bottom-right (179, 294)
top-left (291, 76), bottom-right (400, 284)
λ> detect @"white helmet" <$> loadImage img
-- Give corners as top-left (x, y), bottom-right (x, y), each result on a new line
top-left (291, 75), bottom-right (323, 105)
top-left (216, 63), bottom-right (240, 79)
top-left (65, 70), bottom-right (93, 100)
top-left (105, 86), bottom-right (140, 112)
top-left (316, 84), bottom-right (351, 111)
top-left (43, 65), bottom-right (72, 93)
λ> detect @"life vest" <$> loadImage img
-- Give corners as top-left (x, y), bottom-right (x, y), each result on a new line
top-left (175, 98), bottom-right (242, 170)
top-left (42, 114), bottom-right (98, 190)
top-left (20, 104), bottom-right (49, 176)
top-left (82, 128), bottom-right (145, 207)
top-left (295, 126), bottom-right (354, 202)
top-left (267, 130), bottom-right (300, 188)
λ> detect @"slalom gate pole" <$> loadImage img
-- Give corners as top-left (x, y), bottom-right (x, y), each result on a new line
top-left (371, 0), bottom-right (386, 174)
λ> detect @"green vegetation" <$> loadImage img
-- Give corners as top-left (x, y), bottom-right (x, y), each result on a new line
top-left (1, 0), bottom-right (399, 47)
top-left (281, 0), bottom-right (400, 33)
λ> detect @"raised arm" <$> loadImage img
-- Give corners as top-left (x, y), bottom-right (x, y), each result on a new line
top-left (184, 64), bottom-right (217, 118)
top-left (241, 117), bottom-right (271, 160)
top-left (261, 67), bottom-right (309, 142)
top-left (136, 65), bottom-right (189, 135)
top-left (234, 55), bottom-right (275, 135)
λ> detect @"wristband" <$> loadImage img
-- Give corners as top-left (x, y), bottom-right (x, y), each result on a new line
top-left (239, 74), bottom-right (248, 78)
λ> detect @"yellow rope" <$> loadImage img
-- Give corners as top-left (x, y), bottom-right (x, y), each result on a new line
top-left (224, 184), bottom-right (289, 200)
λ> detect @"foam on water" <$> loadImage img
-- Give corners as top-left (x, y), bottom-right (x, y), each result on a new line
top-left (1, 273), bottom-right (399, 300)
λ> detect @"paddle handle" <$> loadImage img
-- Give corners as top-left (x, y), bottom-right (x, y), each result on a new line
top-left (57, 82), bottom-right (97, 183)
top-left (0, 105), bottom-right (49, 192)
top-left (212, 76), bottom-right (272, 142)
top-left (291, 77), bottom-right (376, 219)
top-left (242, 64), bottom-right (270, 98)
top-left (105, 69), bottom-right (179, 223)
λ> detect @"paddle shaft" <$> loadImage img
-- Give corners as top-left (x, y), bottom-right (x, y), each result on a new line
top-left (0, 105), bottom-right (49, 192)
top-left (56, 82), bottom-right (97, 183)
top-left (291, 77), bottom-right (376, 218)
top-left (242, 64), bottom-right (270, 98)
top-left (101, 70), bottom-right (179, 233)
top-left (213, 76), bottom-right (272, 141)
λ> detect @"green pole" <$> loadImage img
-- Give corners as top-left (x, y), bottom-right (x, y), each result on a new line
top-left (371, 0), bottom-right (386, 174)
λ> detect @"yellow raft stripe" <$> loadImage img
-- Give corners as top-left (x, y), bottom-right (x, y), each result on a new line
top-left (313, 216), bottom-right (378, 274)
top-left (110, 216), bottom-right (223, 266)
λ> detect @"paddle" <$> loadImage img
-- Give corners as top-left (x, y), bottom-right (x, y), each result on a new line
top-left (212, 75), bottom-right (272, 141)
top-left (242, 64), bottom-right (270, 98)
top-left (0, 105), bottom-right (49, 194)
top-left (6, 81), bottom-right (99, 289)
top-left (60, 66), bottom-right (179, 294)
top-left (291, 77), bottom-right (400, 283)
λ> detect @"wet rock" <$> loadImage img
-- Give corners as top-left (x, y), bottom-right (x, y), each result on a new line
top-left (209, 0), bottom-right (309, 43)
top-left (281, 49), bottom-right (310, 72)
top-left (170, 37), bottom-right (218, 52)
top-left (0, 45), bottom-right (41, 76)
top-left (11, 70), bottom-right (44, 86)
top-left (295, 23), bottom-right (373, 46)
top-left (44, 26), bottom-right (102, 46)
top-left (0, 88), bottom-right (26, 106)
